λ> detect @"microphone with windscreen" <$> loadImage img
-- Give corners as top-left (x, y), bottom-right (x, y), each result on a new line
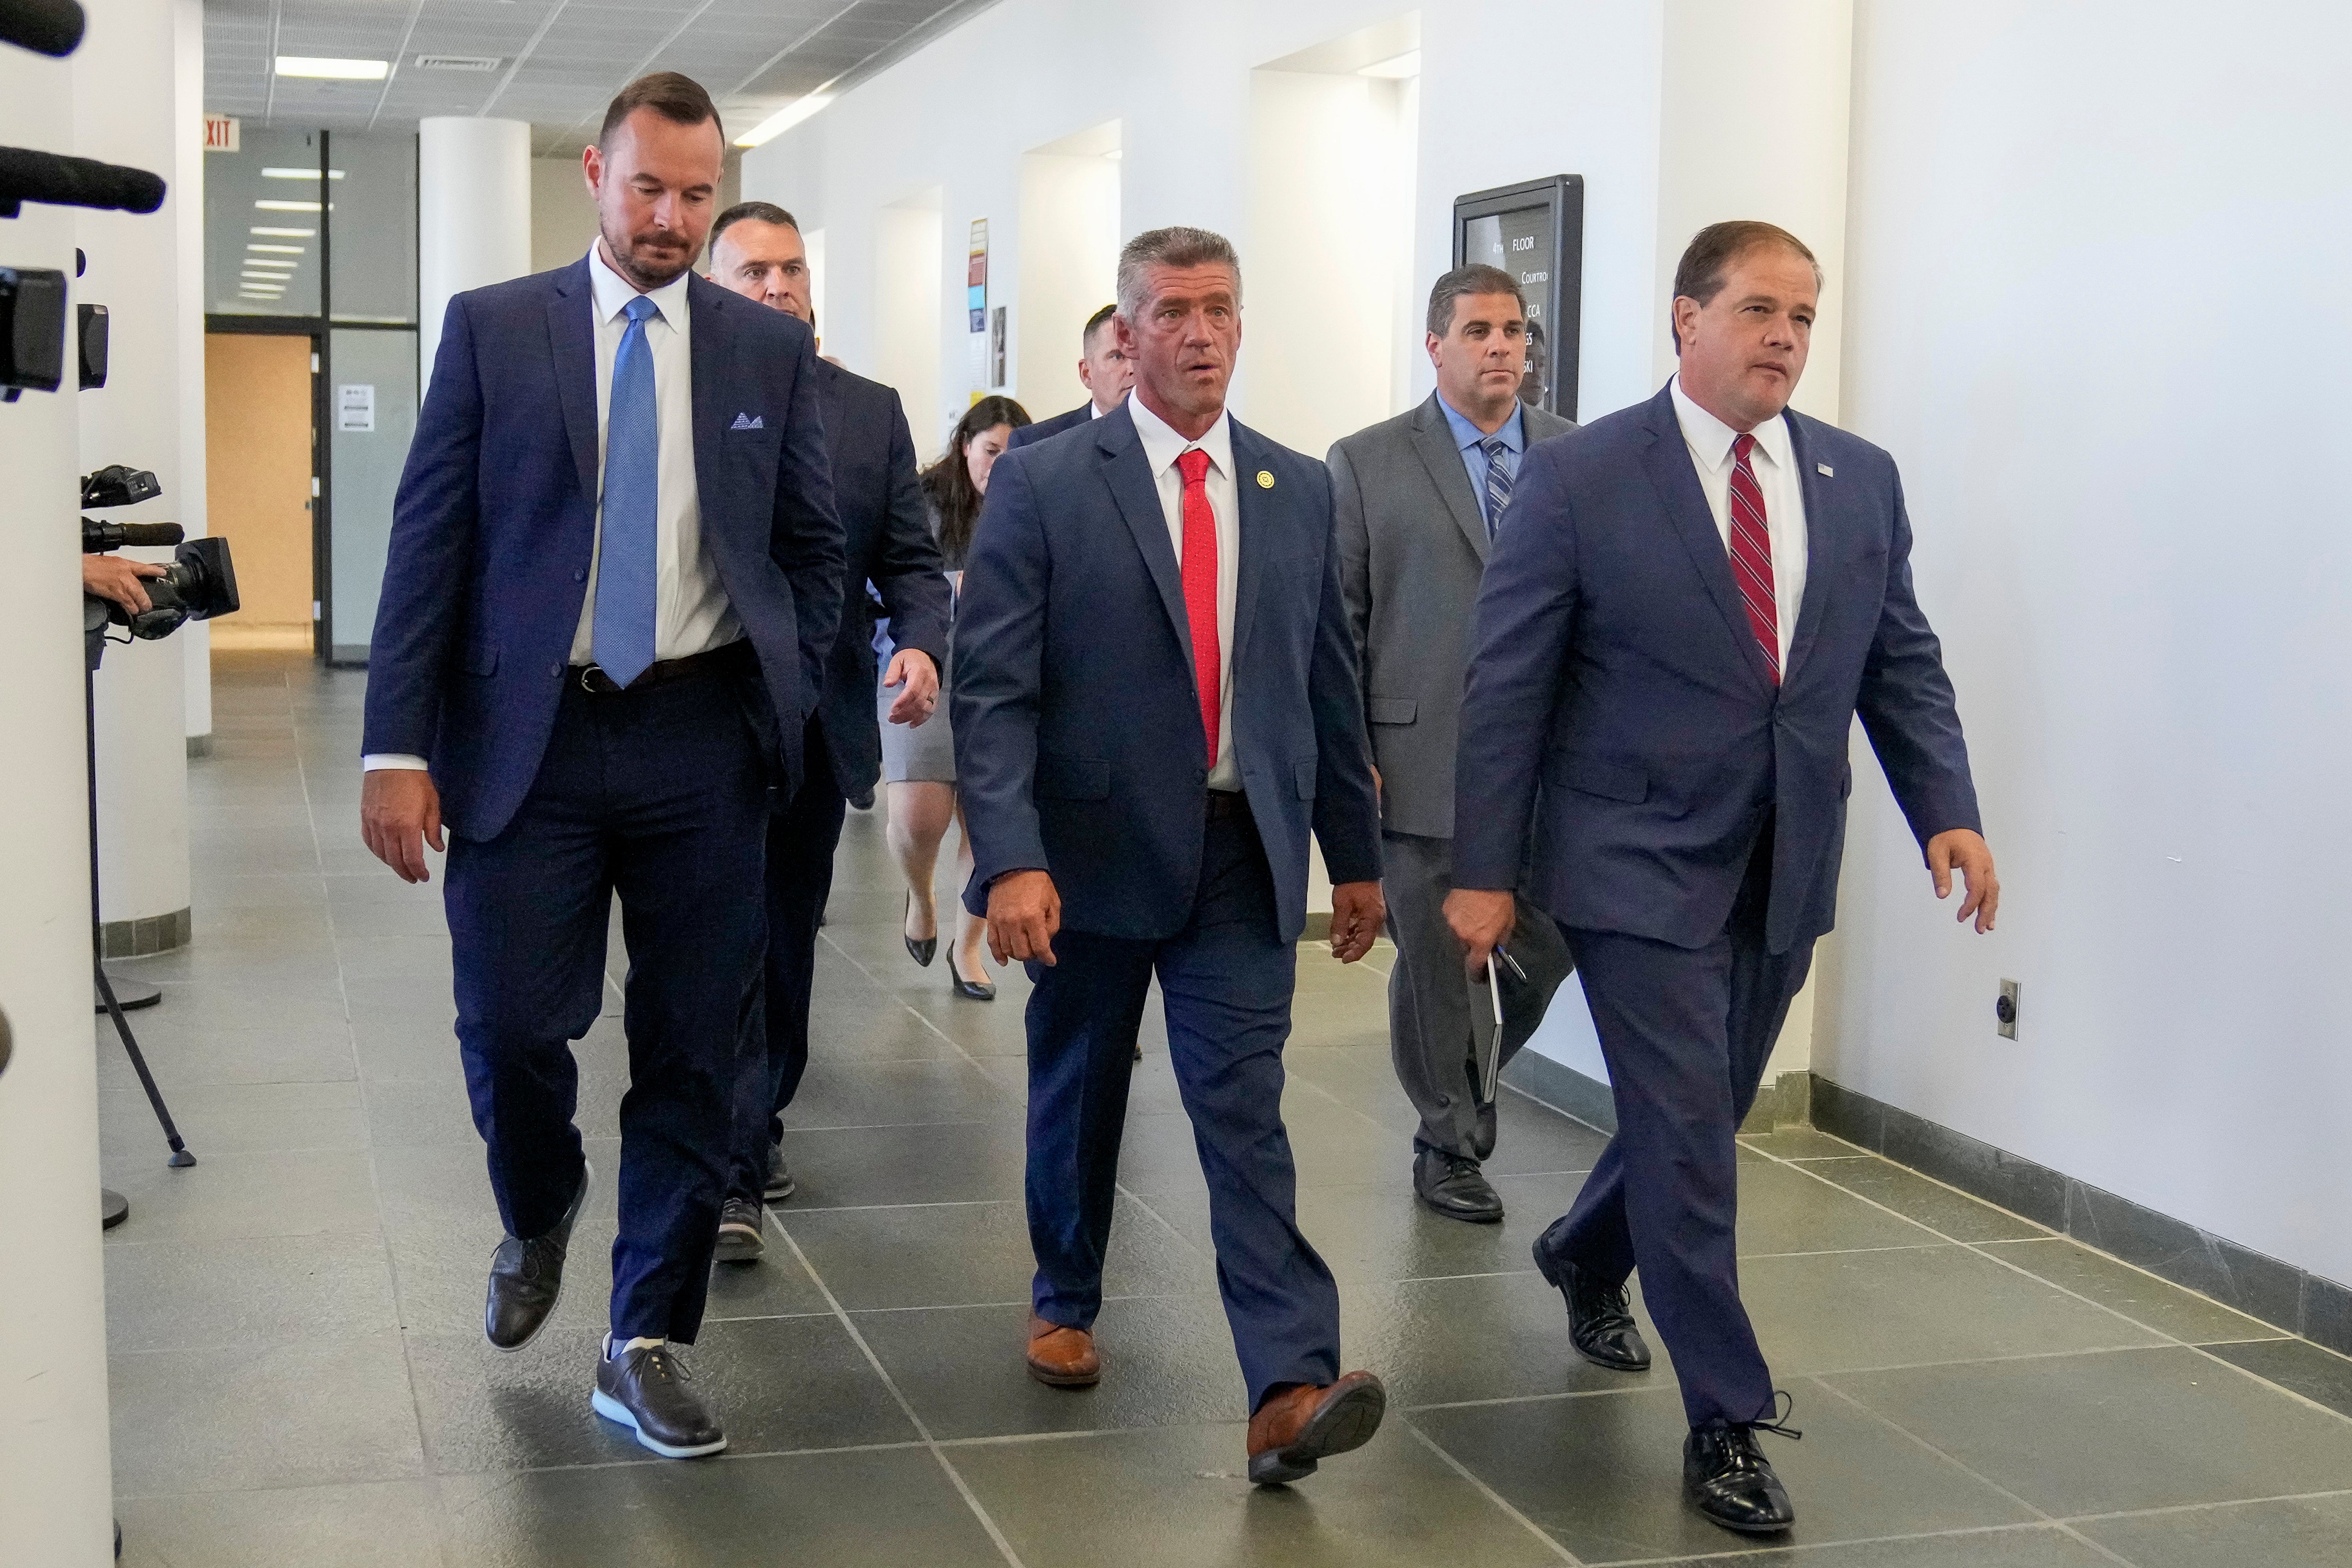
top-left (0, 146), bottom-right (166, 219)
top-left (0, 0), bottom-right (85, 58)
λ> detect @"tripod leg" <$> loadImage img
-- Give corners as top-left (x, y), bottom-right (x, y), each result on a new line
top-left (96, 963), bottom-right (195, 1167)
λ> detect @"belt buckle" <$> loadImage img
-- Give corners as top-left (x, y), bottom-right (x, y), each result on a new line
top-left (579, 664), bottom-right (604, 695)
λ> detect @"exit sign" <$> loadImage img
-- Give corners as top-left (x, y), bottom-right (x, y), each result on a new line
top-left (203, 113), bottom-right (238, 152)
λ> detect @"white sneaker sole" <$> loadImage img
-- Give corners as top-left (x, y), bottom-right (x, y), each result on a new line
top-left (591, 1387), bottom-right (728, 1459)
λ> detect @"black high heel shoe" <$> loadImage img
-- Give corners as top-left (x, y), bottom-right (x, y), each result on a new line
top-left (948, 946), bottom-right (996, 1002)
top-left (904, 891), bottom-right (937, 968)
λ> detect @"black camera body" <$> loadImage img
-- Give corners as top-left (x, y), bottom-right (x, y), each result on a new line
top-left (81, 464), bottom-right (240, 643)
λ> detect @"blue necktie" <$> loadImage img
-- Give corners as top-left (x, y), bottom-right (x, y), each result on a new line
top-left (1480, 434), bottom-right (1513, 541)
top-left (593, 294), bottom-right (660, 687)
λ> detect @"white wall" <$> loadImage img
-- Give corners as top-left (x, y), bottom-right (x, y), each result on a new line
top-left (418, 118), bottom-right (532, 389)
top-left (0, 38), bottom-right (118, 1568)
top-left (175, 0), bottom-right (211, 743)
top-left (530, 154), bottom-right (602, 276)
top-left (1824, 0), bottom-right (2352, 1285)
top-left (1014, 128), bottom-right (1120, 423)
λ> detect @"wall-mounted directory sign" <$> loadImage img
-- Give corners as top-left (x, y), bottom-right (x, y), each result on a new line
top-left (1452, 175), bottom-right (1584, 420)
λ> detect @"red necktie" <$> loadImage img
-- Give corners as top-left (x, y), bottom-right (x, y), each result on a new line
top-left (1174, 448), bottom-right (1222, 766)
top-left (1727, 433), bottom-right (1780, 684)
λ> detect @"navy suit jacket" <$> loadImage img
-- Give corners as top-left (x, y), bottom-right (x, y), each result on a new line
top-left (1005, 403), bottom-right (1093, 450)
top-left (952, 403), bottom-right (1383, 944)
top-left (1453, 383), bottom-right (1980, 955)
top-left (361, 259), bottom-right (846, 841)
top-left (810, 358), bottom-right (951, 795)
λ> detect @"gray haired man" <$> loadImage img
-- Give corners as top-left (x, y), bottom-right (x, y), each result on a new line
top-left (1330, 265), bottom-right (1577, 1223)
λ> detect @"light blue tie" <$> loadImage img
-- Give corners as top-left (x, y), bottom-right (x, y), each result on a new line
top-left (593, 294), bottom-right (660, 687)
top-left (1480, 434), bottom-right (1514, 541)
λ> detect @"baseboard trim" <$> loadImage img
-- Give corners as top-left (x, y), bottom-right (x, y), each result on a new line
top-left (101, 906), bottom-right (190, 958)
top-left (1810, 1073), bottom-right (2352, 1356)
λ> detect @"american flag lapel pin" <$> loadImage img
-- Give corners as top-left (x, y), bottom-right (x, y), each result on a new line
top-left (1817, 462), bottom-right (1834, 477)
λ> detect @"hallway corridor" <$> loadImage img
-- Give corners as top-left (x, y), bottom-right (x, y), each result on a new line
top-left (94, 654), bottom-right (2352, 1566)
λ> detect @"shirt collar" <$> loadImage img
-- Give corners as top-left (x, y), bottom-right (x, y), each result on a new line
top-left (1436, 392), bottom-right (1525, 457)
top-left (1127, 391), bottom-right (1233, 481)
top-left (586, 243), bottom-right (692, 331)
top-left (1669, 373), bottom-right (1790, 474)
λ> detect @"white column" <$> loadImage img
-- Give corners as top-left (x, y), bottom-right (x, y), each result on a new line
top-left (76, 0), bottom-right (192, 946)
top-left (419, 117), bottom-right (534, 388)
top-left (175, 0), bottom-right (211, 747)
top-left (0, 39), bottom-right (118, 1568)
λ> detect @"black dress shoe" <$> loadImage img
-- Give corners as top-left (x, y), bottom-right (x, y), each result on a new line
top-left (485, 1162), bottom-right (591, 1352)
top-left (948, 948), bottom-right (996, 1001)
top-left (1413, 1147), bottom-right (1504, 1223)
top-left (1532, 1231), bottom-right (1652, 1371)
top-left (849, 788), bottom-right (876, 811)
top-left (593, 1339), bottom-right (728, 1459)
top-left (904, 891), bottom-right (937, 967)
top-left (763, 1142), bottom-right (796, 1203)
top-left (713, 1196), bottom-right (765, 1263)
top-left (1684, 1419), bottom-right (1797, 1534)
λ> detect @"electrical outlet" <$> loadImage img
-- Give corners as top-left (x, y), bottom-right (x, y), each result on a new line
top-left (1995, 979), bottom-right (2020, 1040)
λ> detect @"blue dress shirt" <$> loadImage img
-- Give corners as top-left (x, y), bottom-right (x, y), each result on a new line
top-left (1437, 395), bottom-right (1526, 532)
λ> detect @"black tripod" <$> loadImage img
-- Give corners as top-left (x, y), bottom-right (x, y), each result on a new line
top-left (87, 630), bottom-right (195, 1228)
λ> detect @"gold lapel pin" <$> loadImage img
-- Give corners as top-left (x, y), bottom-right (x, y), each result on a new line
top-left (1256, 470), bottom-right (1274, 489)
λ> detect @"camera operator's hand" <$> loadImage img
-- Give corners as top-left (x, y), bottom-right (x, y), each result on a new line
top-left (83, 553), bottom-right (165, 614)
top-left (361, 768), bottom-right (445, 884)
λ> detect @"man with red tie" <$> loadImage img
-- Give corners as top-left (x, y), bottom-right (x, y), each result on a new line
top-left (1447, 221), bottom-right (2000, 1535)
top-left (952, 226), bottom-right (1392, 1485)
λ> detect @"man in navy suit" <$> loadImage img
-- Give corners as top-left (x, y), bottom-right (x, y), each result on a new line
top-left (955, 227), bottom-right (1390, 1485)
top-left (358, 74), bottom-right (843, 1460)
top-left (1005, 301), bottom-right (1132, 450)
top-left (701, 200), bottom-right (953, 1255)
top-left (1448, 221), bottom-right (2000, 1534)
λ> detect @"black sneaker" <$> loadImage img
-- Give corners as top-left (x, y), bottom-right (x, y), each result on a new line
top-left (1684, 1417), bottom-right (1798, 1534)
top-left (485, 1161), bottom-right (591, 1352)
top-left (593, 1339), bottom-right (727, 1459)
top-left (764, 1142), bottom-right (796, 1203)
top-left (713, 1196), bottom-right (766, 1264)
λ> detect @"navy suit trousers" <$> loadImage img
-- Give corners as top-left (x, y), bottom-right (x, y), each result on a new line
top-left (728, 720), bottom-right (849, 1205)
top-left (445, 664), bottom-right (768, 1344)
top-left (1023, 800), bottom-right (1341, 1412)
top-left (1546, 822), bottom-right (1812, 1426)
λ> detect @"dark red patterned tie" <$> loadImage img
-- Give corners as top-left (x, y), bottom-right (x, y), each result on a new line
top-left (1727, 433), bottom-right (1780, 684)
top-left (1175, 448), bottom-right (1222, 764)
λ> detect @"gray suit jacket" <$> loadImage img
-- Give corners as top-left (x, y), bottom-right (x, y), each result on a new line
top-left (1331, 392), bottom-right (1576, 838)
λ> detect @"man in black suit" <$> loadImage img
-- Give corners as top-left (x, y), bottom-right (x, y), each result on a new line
top-left (1006, 301), bottom-right (1133, 450)
top-left (703, 201), bottom-right (953, 1260)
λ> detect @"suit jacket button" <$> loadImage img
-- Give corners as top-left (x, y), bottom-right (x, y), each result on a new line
top-left (549, 663), bottom-right (563, 679)
top-left (573, 569), bottom-right (586, 583)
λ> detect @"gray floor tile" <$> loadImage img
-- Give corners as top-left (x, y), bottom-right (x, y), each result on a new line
top-left (436, 1447), bottom-right (1004, 1567)
top-left (1645, 1525), bottom-right (2117, 1567)
top-left (1346, 1271), bottom-right (1673, 1408)
top-left (405, 1316), bottom-right (916, 1474)
top-left (1145, 1174), bottom-right (1589, 1288)
top-left (96, 1016), bottom-right (361, 1090)
top-left (1800, 1158), bottom-right (2053, 1243)
top-left (950, 1420), bottom-right (1569, 1568)
top-left (776, 1118), bottom-right (1029, 1209)
top-left (2076, 1491), bottom-right (2352, 1568)
top-left (117, 1480), bottom-right (445, 1568)
top-left (1735, 1158), bottom-right (1945, 1256)
top-left (1742, 1125), bottom-right (1872, 1160)
top-left (779, 1055), bottom-right (1022, 1129)
top-left (105, 1230), bottom-right (401, 1354)
top-left (856, 1295), bottom-right (1250, 1438)
top-left (1980, 1236), bottom-right (2281, 1344)
top-left (1828, 1345), bottom-right (2352, 1515)
top-left (109, 1330), bottom-right (425, 1497)
top-left (1483, 1089), bottom-right (1615, 1176)
top-left (100, 1146), bottom-right (382, 1245)
top-left (779, 1194), bottom-right (1214, 1310)
top-left (99, 1078), bottom-right (365, 1157)
top-left (2201, 1336), bottom-right (2352, 1420)
top-left (1414, 1376), bottom-right (2038, 1563)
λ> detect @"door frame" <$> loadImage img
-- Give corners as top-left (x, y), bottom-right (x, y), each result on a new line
top-left (200, 316), bottom-right (328, 657)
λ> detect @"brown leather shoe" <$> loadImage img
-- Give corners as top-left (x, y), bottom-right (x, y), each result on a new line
top-left (1024, 1311), bottom-right (1101, 1388)
top-left (1245, 1371), bottom-right (1387, 1485)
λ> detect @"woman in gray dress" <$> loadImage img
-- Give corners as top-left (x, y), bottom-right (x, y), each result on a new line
top-left (880, 394), bottom-right (1032, 1000)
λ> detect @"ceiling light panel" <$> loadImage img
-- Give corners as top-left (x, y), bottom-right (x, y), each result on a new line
top-left (274, 56), bottom-right (389, 80)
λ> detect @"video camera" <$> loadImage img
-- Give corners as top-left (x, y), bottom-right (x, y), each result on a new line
top-left (81, 464), bottom-right (239, 642)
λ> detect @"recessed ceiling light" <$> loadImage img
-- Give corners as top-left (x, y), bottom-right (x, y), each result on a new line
top-left (1358, 50), bottom-right (1420, 78)
top-left (256, 200), bottom-right (323, 212)
top-left (261, 167), bottom-right (345, 180)
top-left (248, 243), bottom-right (306, 253)
top-left (250, 227), bottom-right (315, 238)
top-left (243, 264), bottom-right (297, 274)
top-left (274, 56), bottom-right (388, 80)
top-left (735, 91), bottom-right (835, 148)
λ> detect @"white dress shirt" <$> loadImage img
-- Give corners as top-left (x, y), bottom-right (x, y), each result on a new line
top-left (364, 246), bottom-right (738, 773)
top-left (1669, 373), bottom-right (1808, 672)
top-left (1127, 393), bottom-right (1241, 791)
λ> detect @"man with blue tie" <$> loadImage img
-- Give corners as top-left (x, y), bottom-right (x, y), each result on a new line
top-left (358, 73), bottom-right (842, 1459)
top-left (954, 227), bottom-right (1391, 1485)
top-left (1447, 221), bottom-right (2000, 1534)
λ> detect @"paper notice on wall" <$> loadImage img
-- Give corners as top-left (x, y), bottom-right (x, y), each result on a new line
top-left (337, 383), bottom-right (375, 432)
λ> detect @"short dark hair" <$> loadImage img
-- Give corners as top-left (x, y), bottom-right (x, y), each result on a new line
top-left (710, 201), bottom-right (799, 253)
top-left (598, 71), bottom-right (724, 151)
top-left (1426, 264), bottom-right (1526, 338)
top-left (1081, 302), bottom-right (1118, 352)
top-left (1669, 220), bottom-right (1820, 353)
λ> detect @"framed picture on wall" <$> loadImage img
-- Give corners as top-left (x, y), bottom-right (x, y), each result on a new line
top-left (1452, 175), bottom-right (1585, 420)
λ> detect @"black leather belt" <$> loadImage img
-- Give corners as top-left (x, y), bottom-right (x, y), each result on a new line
top-left (575, 639), bottom-right (751, 695)
top-left (1206, 789), bottom-right (1249, 821)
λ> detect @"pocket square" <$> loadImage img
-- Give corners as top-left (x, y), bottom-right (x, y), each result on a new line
top-left (729, 412), bottom-right (765, 431)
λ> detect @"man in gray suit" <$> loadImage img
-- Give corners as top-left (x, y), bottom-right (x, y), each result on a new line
top-left (1331, 265), bottom-right (1577, 1222)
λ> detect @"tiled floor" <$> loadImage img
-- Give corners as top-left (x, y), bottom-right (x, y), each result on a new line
top-left (98, 652), bottom-right (2352, 1566)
